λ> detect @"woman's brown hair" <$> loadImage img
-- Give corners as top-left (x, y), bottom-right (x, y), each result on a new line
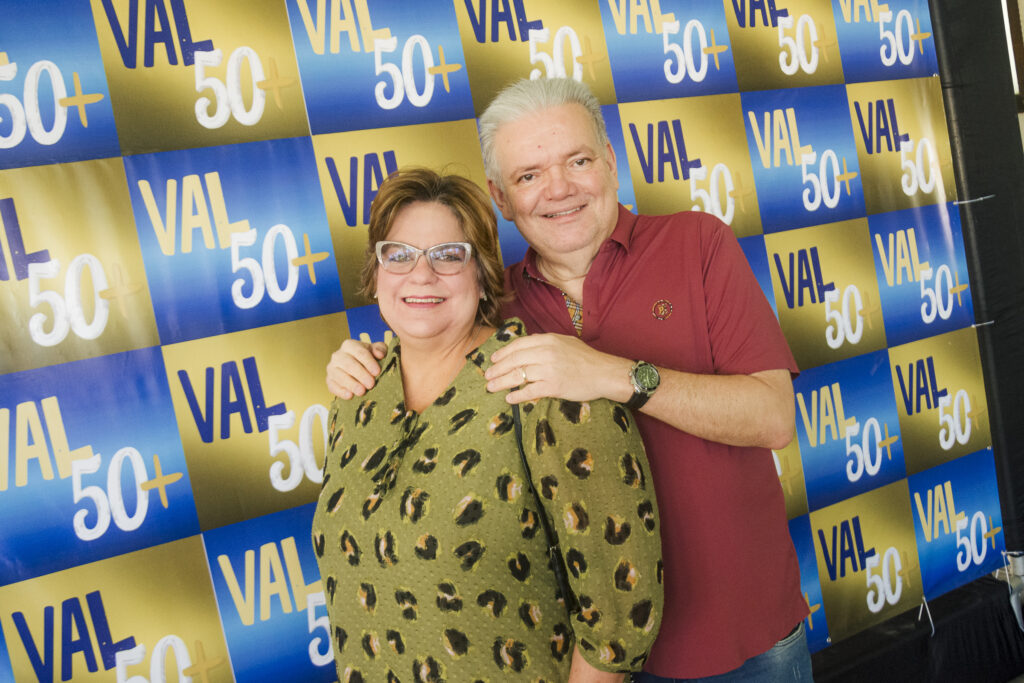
top-left (359, 167), bottom-right (506, 329)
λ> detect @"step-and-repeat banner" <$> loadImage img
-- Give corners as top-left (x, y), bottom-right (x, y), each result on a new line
top-left (0, 0), bottom-right (1004, 679)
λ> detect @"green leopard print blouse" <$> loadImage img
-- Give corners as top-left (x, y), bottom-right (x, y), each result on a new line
top-left (312, 319), bottom-right (663, 682)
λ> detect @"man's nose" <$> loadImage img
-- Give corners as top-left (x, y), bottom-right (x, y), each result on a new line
top-left (545, 166), bottom-right (573, 198)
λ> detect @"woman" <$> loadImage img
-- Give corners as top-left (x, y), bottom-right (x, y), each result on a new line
top-left (312, 168), bottom-right (662, 682)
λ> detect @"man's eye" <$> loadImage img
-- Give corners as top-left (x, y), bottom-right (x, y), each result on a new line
top-left (574, 158), bottom-right (590, 167)
top-left (518, 173), bottom-right (534, 183)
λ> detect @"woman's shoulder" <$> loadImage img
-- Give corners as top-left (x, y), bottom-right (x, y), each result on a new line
top-left (494, 317), bottom-right (527, 343)
top-left (469, 318), bottom-right (528, 364)
top-left (327, 343), bottom-right (404, 427)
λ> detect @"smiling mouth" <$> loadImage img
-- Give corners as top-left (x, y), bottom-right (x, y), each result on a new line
top-left (544, 206), bottom-right (583, 218)
top-left (403, 297), bottom-right (445, 304)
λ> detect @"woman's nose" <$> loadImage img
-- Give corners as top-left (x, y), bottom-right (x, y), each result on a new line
top-left (408, 252), bottom-right (439, 280)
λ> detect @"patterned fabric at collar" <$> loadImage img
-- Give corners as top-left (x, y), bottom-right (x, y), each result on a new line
top-left (372, 318), bottom-right (527, 410)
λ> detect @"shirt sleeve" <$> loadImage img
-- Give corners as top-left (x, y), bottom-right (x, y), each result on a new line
top-left (698, 214), bottom-right (800, 376)
top-left (520, 397), bottom-right (664, 673)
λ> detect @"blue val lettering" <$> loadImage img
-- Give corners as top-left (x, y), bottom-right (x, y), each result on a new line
top-left (85, 591), bottom-right (136, 669)
top-left (0, 198), bottom-right (51, 282)
top-left (242, 356), bottom-right (286, 432)
top-left (13, 607), bottom-right (54, 683)
top-left (221, 360), bottom-right (252, 440)
top-left (179, 367), bottom-right (215, 443)
top-left (60, 597), bottom-right (98, 681)
top-left (818, 525), bottom-right (839, 581)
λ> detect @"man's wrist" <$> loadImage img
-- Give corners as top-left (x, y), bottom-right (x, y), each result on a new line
top-left (608, 356), bottom-right (636, 404)
top-left (625, 360), bottom-right (661, 410)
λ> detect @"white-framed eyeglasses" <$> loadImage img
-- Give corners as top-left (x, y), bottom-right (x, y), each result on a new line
top-left (375, 240), bottom-right (474, 275)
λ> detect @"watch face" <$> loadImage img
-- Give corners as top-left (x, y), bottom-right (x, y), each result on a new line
top-left (635, 363), bottom-right (660, 391)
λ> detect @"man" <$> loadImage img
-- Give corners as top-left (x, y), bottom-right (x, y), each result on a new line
top-left (327, 78), bottom-right (811, 681)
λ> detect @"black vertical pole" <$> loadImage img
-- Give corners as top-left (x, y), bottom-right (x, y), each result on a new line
top-left (929, 0), bottom-right (1024, 551)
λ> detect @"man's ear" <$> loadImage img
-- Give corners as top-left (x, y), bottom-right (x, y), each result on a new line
top-left (487, 179), bottom-right (514, 221)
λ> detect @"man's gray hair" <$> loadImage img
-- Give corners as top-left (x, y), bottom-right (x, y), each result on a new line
top-left (478, 78), bottom-right (610, 188)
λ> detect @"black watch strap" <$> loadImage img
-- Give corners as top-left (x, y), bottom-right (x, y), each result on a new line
top-left (626, 389), bottom-right (652, 411)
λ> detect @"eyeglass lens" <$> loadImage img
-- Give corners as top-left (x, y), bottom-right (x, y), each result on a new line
top-left (379, 242), bottom-right (470, 274)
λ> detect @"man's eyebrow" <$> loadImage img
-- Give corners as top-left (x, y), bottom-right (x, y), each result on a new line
top-left (507, 146), bottom-right (598, 177)
top-left (506, 163), bottom-right (536, 179)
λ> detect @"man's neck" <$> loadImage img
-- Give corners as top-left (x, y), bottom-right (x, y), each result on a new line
top-left (531, 205), bottom-right (620, 303)
top-left (534, 250), bottom-right (593, 302)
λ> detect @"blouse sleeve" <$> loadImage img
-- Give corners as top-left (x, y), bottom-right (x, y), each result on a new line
top-left (520, 397), bottom-right (664, 673)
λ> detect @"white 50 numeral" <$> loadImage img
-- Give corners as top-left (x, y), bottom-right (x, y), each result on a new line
top-left (919, 265), bottom-right (954, 324)
top-left (824, 284), bottom-right (864, 349)
top-left (955, 511), bottom-right (989, 572)
top-left (0, 60), bottom-right (71, 148)
top-left (374, 35), bottom-right (437, 109)
top-left (230, 226), bottom-right (300, 309)
top-left (269, 404), bottom-right (328, 492)
top-left (938, 389), bottom-right (971, 451)
top-left (28, 256), bottom-right (110, 347)
top-left (528, 27), bottom-right (583, 81)
top-left (900, 137), bottom-right (939, 196)
top-left (689, 163), bottom-right (735, 225)
top-left (845, 418), bottom-right (883, 482)
top-left (662, 20), bottom-right (710, 84)
top-left (72, 449), bottom-right (150, 542)
top-left (194, 48), bottom-right (266, 129)
top-left (307, 591), bottom-right (334, 667)
top-left (801, 150), bottom-right (841, 212)
top-left (879, 10), bottom-right (916, 67)
top-left (866, 546), bottom-right (903, 613)
top-left (115, 637), bottom-right (193, 683)
top-left (778, 14), bottom-right (819, 75)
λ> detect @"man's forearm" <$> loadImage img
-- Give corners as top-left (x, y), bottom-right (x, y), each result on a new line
top-left (638, 366), bottom-right (795, 449)
top-left (485, 334), bottom-right (795, 448)
top-left (593, 352), bottom-right (794, 448)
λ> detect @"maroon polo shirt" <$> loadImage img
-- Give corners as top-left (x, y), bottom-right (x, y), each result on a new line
top-left (501, 205), bottom-right (807, 677)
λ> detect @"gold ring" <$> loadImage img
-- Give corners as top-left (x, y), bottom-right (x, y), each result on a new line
top-left (519, 367), bottom-right (528, 383)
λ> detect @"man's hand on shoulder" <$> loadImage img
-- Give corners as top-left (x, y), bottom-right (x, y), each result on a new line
top-left (484, 333), bottom-right (633, 405)
top-left (326, 338), bottom-right (386, 398)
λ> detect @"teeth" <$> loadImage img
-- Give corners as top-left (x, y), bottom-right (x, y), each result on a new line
top-left (545, 207), bottom-right (581, 218)
top-left (404, 297), bottom-right (444, 303)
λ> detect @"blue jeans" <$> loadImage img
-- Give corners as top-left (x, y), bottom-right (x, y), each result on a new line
top-left (634, 622), bottom-right (813, 682)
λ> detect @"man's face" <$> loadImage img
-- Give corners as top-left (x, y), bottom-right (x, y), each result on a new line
top-left (487, 103), bottom-right (619, 264)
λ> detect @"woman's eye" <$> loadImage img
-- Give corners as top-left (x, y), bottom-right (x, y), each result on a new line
top-left (433, 248), bottom-right (465, 262)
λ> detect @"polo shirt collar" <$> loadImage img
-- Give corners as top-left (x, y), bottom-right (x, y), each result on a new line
top-left (607, 203), bottom-right (638, 251)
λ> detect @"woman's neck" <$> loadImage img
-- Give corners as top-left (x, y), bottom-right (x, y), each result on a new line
top-left (399, 324), bottom-right (492, 412)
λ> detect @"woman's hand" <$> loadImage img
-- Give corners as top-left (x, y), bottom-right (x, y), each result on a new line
top-left (325, 338), bottom-right (387, 398)
top-left (568, 646), bottom-right (626, 682)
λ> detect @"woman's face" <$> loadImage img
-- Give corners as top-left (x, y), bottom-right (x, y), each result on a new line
top-left (375, 201), bottom-right (483, 345)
